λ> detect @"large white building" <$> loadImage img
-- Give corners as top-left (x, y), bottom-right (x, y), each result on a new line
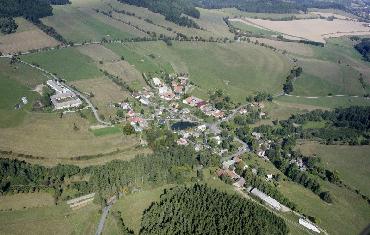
top-left (47, 80), bottom-right (82, 110)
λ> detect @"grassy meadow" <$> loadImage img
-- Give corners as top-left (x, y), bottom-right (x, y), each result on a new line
top-left (0, 202), bottom-right (99, 235)
top-left (298, 142), bottom-right (370, 197)
top-left (21, 47), bottom-right (102, 81)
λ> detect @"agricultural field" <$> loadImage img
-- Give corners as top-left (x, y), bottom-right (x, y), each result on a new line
top-left (220, 8), bottom-right (319, 20)
top-left (298, 141), bottom-right (370, 197)
top-left (229, 20), bottom-right (278, 37)
top-left (0, 203), bottom-right (99, 235)
top-left (21, 47), bottom-right (103, 81)
top-left (0, 18), bottom-right (60, 54)
top-left (240, 17), bottom-right (370, 43)
top-left (0, 192), bottom-right (54, 211)
top-left (276, 95), bottom-right (370, 108)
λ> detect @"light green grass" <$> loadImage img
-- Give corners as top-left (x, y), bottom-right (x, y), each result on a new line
top-left (0, 192), bottom-right (54, 211)
top-left (21, 47), bottom-right (102, 81)
top-left (302, 121), bottom-right (327, 129)
top-left (42, 5), bottom-right (136, 43)
top-left (276, 95), bottom-right (370, 109)
top-left (0, 203), bottom-right (100, 235)
top-left (91, 126), bottom-right (122, 137)
top-left (280, 180), bottom-right (370, 235)
top-left (110, 185), bottom-right (171, 234)
top-left (0, 59), bottom-right (41, 128)
top-left (231, 21), bottom-right (277, 37)
top-left (299, 142), bottom-right (370, 196)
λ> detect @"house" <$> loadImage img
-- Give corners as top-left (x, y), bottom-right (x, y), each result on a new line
top-left (252, 132), bottom-right (262, 140)
top-left (222, 160), bottom-right (235, 170)
top-left (131, 123), bottom-right (143, 132)
top-left (212, 136), bottom-right (222, 145)
top-left (239, 108), bottom-right (248, 114)
top-left (257, 150), bottom-right (266, 157)
top-left (233, 177), bottom-right (246, 188)
top-left (197, 124), bottom-right (207, 132)
top-left (196, 101), bottom-right (207, 108)
top-left (139, 97), bottom-right (150, 106)
top-left (161, 92), bottom-right (175, 101)
top-left (132, 92), bottom-right (141, 99)
top-left (120, 102), bottom-right (131, 110)
top-left (183, 96), bottom-right (203, 107)
top-left (152, 77), bottom-right (162, 86)
top-left (177, 138), bottom-right (188, 146)
top-left (266, 174), bottom-right (273, 180)
top-left (173, 85), bottom-right (183, 94)
top-left (158, 86), bottom-right (169, 95)
top-left (212, 110), bottom-right (225, 118)
top-left (21, 97), bottom-right (28, 104)
top-left (127, 110), bottom-right (136, 117)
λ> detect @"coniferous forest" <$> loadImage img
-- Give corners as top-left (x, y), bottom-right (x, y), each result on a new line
top-left (140, 184), bottom-right (289, 235)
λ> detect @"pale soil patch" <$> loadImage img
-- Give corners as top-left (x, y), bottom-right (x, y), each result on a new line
top-left (0, 112), bottom-right (139, 159)
top-left (71, 77), bottom-right (130, 118)
top-left (33, 84), bottom-right (45, 95)
top-left (0, 193), bottom-right (54, 211)
top-left (242, 18), bottom-right (370, 43)
top-left (0, 30), bottom-right (60, 54)
top-left (77, 44), bottom-right (120, 62)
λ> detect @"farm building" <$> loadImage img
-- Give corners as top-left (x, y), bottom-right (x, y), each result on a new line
top-left (46, 80), bottom-right (82, 110)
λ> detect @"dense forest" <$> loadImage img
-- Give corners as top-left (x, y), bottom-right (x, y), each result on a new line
top-left (118, 0), bottom-right (201, 28)
top-left (355, 38), bottom-right (370, 62)
top-left (0, 17), bottom-right (17, 34)
top-left (0, 0), bottom-right (53, 21)
top-left (140, 184), bottom-right (288, 235)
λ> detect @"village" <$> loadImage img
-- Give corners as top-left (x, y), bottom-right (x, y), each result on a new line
top-left (39, 71), bottom-right (322, 234)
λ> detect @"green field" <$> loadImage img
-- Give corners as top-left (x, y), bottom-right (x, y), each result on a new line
top-left (21, 47), bottom-right (102, 81)
top-left (0, 203), bottom-right (99, 235)
top-left (107, 41), bottom-right (290, 102)
top-left (0, 59), bottom-right (43, 128)
top-left (42, 5), bottom-right (140, 43)
top-left (91, 126), bottom-right (122, 137)
top-left (230, 21), bottom-right (277, 37)
top-left (298, 142), bottom-right (370, 197)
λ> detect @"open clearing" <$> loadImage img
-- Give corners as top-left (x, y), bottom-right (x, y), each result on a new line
top-left (0, 203), bottom-right (99, 235)
top-left (21, 47), bottom-right (102, 81)
top-left (298, 141), bottom-right (370, 197)
top-left (236, 17), bottom-right (370, 43)
top-left (76, 44), bottom-right (120, 62)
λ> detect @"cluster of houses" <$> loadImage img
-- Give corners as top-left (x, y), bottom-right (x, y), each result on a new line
top-left (47, 80), bottom-right (82, 110)
top-left (252, 132), bottom-right (271, 161)
top-left (182, 96), bottom-right (225, 119)
top-left (152, 76), bottom-right (187, 101)
top-left (14, 96), bottom-right (28, 110)
top-left (120, 101), bottom-right (148, 132)
top-left (217, 156), bottom-right (290, 212)
top-left (176, 124), bottom-right (207, 148)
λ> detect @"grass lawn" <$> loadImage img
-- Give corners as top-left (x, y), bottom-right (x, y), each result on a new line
top-left (110, 185), bottom-right (172, 234)
top-left (279, 179), bottom-right (370, 235)
top-left (0, 59), bottom-right (42, 128)
top-left (0, 203), bottom-right (100, 235)
top-left (91, 126), bottom-right (122, 137)
top-left (298, 142), bottom-right (370, 197)
top-left (21, 47), bottom-right (103, 81)
top-left (276, 95), bottom-right (370, 109)
top-left (302, 121), bottom-right (327, 129)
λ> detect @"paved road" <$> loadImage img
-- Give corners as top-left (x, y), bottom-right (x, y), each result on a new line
top-left (8, 57), bottom-right (111, 126)
top-left (95, 204), bottom-right (112, 235)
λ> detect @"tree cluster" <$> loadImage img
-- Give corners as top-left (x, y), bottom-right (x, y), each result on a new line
top-left (354, 38), bottom-right (370, 62)
top-left (140, 184), bottom-right (289, 235)
top-left (0, 17), bottom-right (17, 34)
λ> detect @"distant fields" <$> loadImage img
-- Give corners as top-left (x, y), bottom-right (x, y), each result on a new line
top-left (21, 47), bottom-right (102, 81)
top-left (0, 193), bottom-right (54, 211)
top-left (91, 126), bottom-right (122, 137)
top-left (230, 21), bottom-right (277, 37)
top-left (298, 142), bottom-right (370, 196)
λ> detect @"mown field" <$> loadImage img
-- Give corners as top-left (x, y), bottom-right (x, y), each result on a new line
top-left (298, 141), bottom-right (370, 197)
top-left (0, 200), bottom-right (99, 235)
top-left (21, 47), bottom-right (102, 81)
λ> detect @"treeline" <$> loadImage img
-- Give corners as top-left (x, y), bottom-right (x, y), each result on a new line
top-left (193, 0), bottom-right (347, 13)
top-left (354, 38), bottom-right (370, 62)
top-left (140, 184), bottom-right (288, 235)
top-left (0, 0), bottom-right (52, 21)
top-left (283, 66), bottom-right (302, 94)
top-left (118, 0), bottom-right (201, 28)
top-left (47, 0), bottom-right (71, 5)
